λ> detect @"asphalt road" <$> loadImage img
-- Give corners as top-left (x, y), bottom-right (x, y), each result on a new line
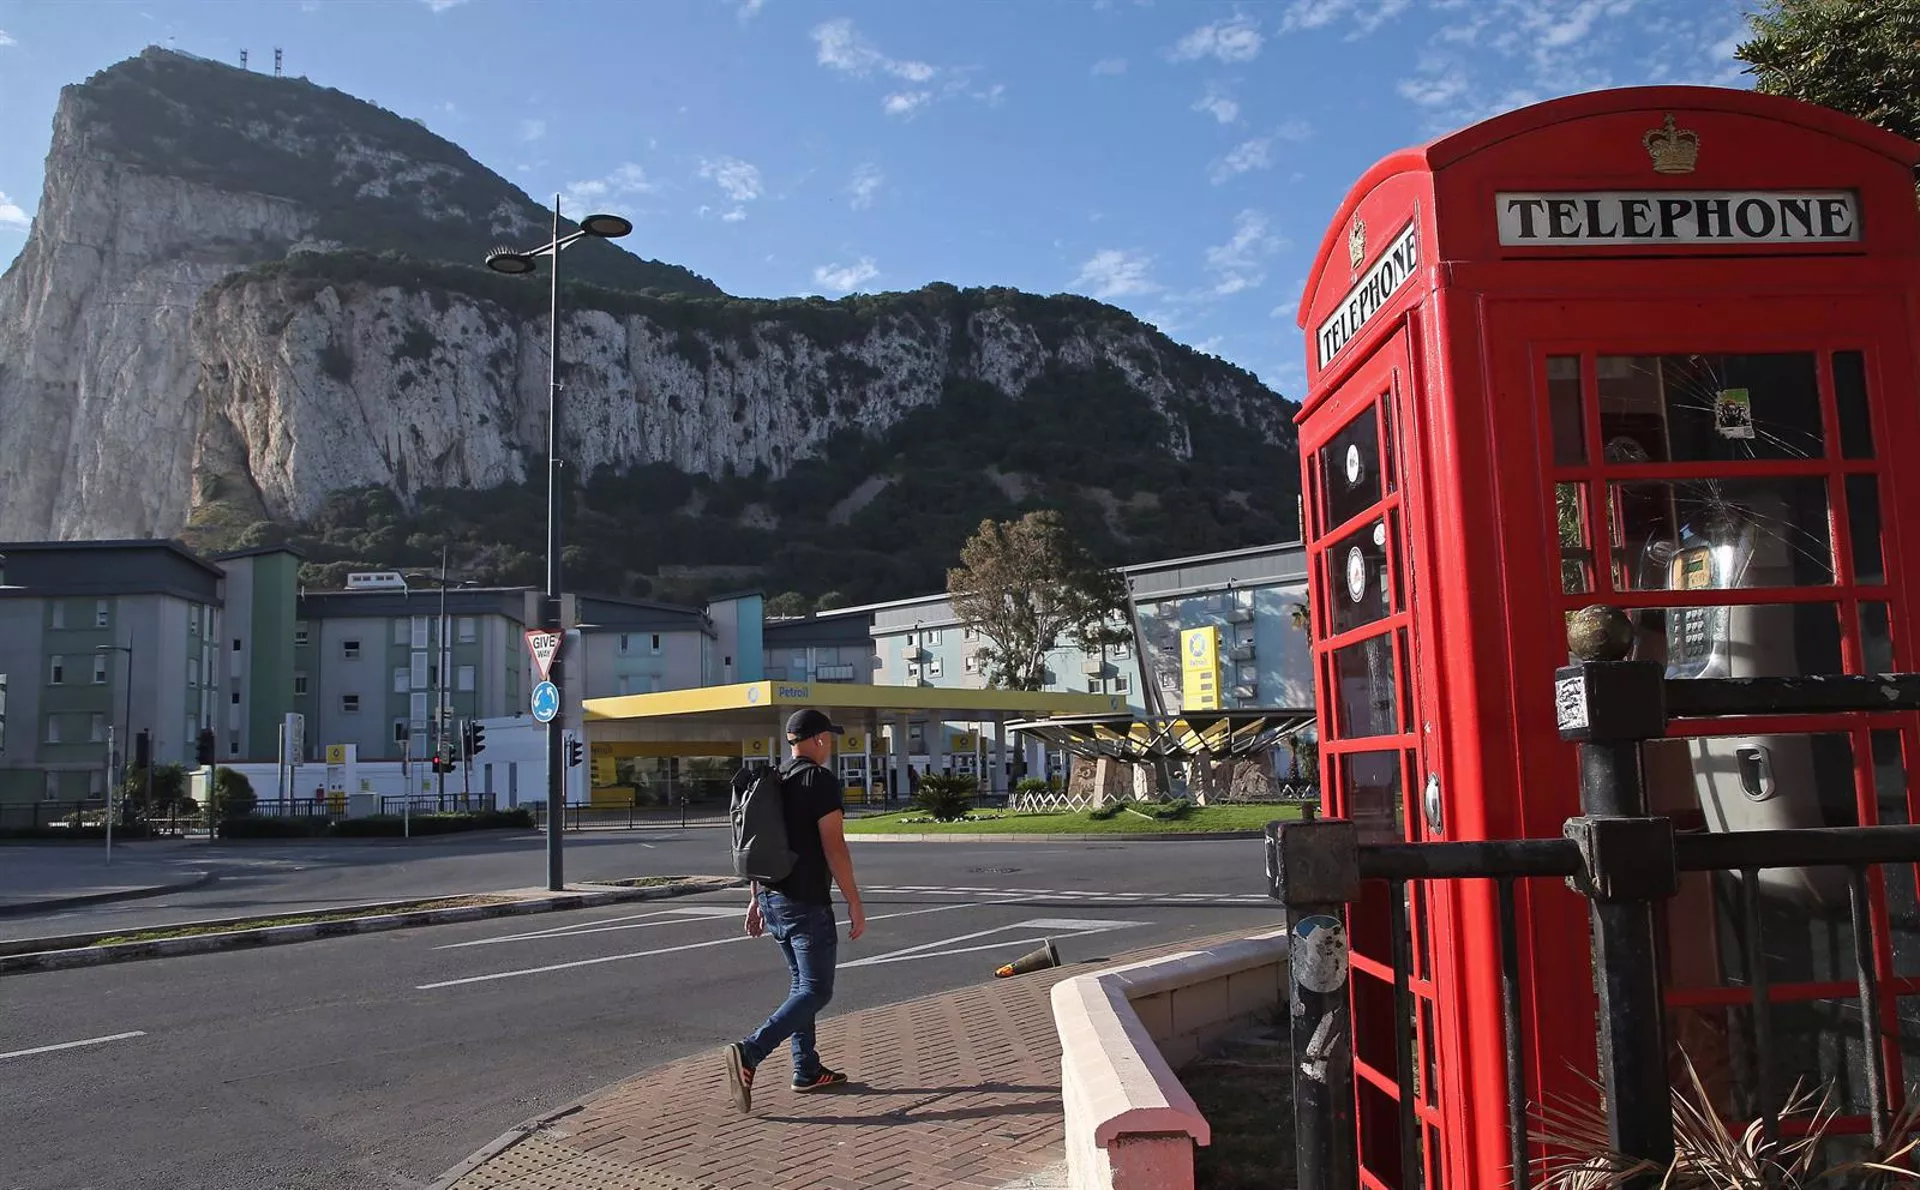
top-left (0, 837), bottom-right (1278, 1190)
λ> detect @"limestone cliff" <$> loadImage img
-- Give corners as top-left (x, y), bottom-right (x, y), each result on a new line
top-left (0, 48), bottom-right (1297, 603)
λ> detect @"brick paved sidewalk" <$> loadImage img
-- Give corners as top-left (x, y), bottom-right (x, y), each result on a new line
top-left (434, 929), bottom-right (1252, 1190)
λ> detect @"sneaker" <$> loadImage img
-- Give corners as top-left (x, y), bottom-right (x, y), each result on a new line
top-left (791, 1067), bottom-right (849, 1092)
top-left (724, 1043), bottom-right (755, 1112)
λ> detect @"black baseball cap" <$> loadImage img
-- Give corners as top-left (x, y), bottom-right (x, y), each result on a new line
top-left (785, 708), bottom-right (845, 741)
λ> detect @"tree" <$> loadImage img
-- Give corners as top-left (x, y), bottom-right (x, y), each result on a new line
top-left (213, 767), bottom-right (257, 819)
top-left (1736, 0), bottom-right (1920, 141)
top-left (946, 510), bottom-right (1132, 692)
top-left (764, 591), bottom-right (812, 618)
top-left (119, 763), bottom-right (188, 817)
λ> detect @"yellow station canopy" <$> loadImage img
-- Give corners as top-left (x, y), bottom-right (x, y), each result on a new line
top-left (583, 680), bottom-right (1129, 744)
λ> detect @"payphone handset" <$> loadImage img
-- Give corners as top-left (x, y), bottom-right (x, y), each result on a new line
top-left (1639, 494), bottom-right (1841, 906)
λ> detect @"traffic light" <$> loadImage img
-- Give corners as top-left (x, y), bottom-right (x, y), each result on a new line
top-left (432, 754), bottom-right (455, 774)
top-left (134, 729), bottom-right (151, 770)
top-left (566, 735), bottom-right (583, 768)
top-left (465, 721), bottom-right (486, 757)
top-left (194, 728), bottom-right (216, 766)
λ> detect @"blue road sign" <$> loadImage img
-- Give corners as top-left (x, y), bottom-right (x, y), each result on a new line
top-left (531, 681), bottom-right (560, 723)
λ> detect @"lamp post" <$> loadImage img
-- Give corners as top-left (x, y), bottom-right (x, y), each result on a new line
top-left (406, 555), bottom-right (477, 808)
top-left (485, 198), bottom-right (632, 891)
top-left (96, 643), bottom-right (134, 855)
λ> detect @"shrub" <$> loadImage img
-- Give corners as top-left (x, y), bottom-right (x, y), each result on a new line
top-left (326, 809), bottom-right (534, 838)
top-left (1013, 778), bottom-right (1053, 796)
top-left (913, 774), bottom-right (978, 822)
top-left (1086, 802), bottom-right (1125, 821)
top-left (218, 816), bottom-right (328, 839)
top-left (213, 768), bottom-right (257, 819)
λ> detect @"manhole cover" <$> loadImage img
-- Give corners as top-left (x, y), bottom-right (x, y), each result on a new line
top-left (966, 866), bottom-right (1020, 874)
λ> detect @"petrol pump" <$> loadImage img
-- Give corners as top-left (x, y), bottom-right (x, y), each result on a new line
top-left (1295, 86), bottom-right (1920, 1187)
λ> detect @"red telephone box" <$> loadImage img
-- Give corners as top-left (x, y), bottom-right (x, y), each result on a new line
top-left (1295, 86), bottom-right (1920, 1187)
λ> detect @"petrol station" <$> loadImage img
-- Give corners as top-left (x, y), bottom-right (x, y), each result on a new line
top-left (580, 680), bottom-right (1129, 804)
top-left (1293, 85), bottom-right (1920, 1186)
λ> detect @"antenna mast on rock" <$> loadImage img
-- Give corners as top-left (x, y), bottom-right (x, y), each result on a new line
top-left (240, 49), bottom-right (249, 71)
top-left (274, 47), bottom-right (283, 77)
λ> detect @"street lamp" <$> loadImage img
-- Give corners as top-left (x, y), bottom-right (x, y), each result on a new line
top-left (485, 197), bottom-right (631, 890)
top-left (406, 557), bottom-right (478, 806)
top-left (95, 643), bottom-right (136, 853)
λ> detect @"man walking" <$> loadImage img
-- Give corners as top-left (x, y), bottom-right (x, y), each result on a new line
top-left (724, 708), bottom-right (867, 1112)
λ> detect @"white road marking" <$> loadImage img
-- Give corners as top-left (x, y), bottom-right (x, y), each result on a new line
top-left (0, 1031), bottom-right (146, 1061)
top-left (841, 918), bottom-right (1145, 970)
top-left (418, 903), bottom-right (975, 990)
top-left (434, 905), bottom-right (741, 950)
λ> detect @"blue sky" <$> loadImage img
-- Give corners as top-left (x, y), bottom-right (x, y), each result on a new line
top-left (0, 0), bottom-right (1753, 397)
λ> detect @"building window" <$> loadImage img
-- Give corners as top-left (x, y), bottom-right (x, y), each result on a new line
top-left (393, 720), bottom-right (410, 743)
top-left (394, 619), bottom-right (410, 646)
top-left (457, 665), bottom-right (475, 692)
top-left (907, 661), bottom-right (922, 679)
top-left (963, 626), bottom-right (977, 641)
top-left (928, 657), bottom-right (944, 678)
top-left (44, 772), bottom-right (60, 800)
top-left (341, 694), bottom-right (360, 714)
top-left (618, 634), bottom-right (632, 656)
top-left (410, 692), bottom-right (429, 727)
top-left (927, 629), bottom-right (942, 646)
top-left (1116, 675), bottom-right (1132, 694)
top-left (294, 672), bottom-right (309, 696)
top-left (95, 600), bottom-right (110, 628)
top-left (394, 667), bottom-right (410, 694)
top-left (231, 691), bottom-right (241, 705)
top-left (92, 654), bottom-right (108, 684)
top-left (45, 716), bottom-right (62, 744)
top-left (229, 734), bottom-right (240, 756)
top-left (48, 655), bottom-right (64, 685)
top-left (617, 675), bottom-right (631, 696)
top-left (458, 617), bottom-right (476, 643)
top-left (964, 654), bottom-right (978, 674)
top-left (411, 617), bottom-right (429, 649)
top-left (294, 623), bottom-right (309, 647)
top-left (412, 652), bottom-right (429, 689)
top-left (50, 603), bottom-right (65, 630)
top-left (651, 634), bottom-right (662, 655)
top-left (90, 770), bottom-right (105, 798)
top-left (343, 639), bottom-right (361, 660)
top-left (232, 637), bottom-right (243, 652)
top-left (187, 659), bottom-right (197, 687)
top-left (906, 632), bottom-right (917, 647)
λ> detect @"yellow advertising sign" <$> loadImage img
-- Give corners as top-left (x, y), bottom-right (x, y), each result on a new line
top-left (325, 744), bottom-right (348, 765)
top-left (842, 732), bottom-right (866, 752)
top-left (1181, 626), bottom-right (1223, 711)
top-left (949, 731), bottom-right (979, 752)
top-left (590, 757), bottom-right (619, 788)
top-left (743, 738), bottom-right (769, 758)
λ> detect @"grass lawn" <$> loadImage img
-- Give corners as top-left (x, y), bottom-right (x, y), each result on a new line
top-left (843, 803), bottom-right (1301, 836)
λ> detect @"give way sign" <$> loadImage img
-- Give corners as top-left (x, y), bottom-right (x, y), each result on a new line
top-left (524, 630), bottom-right (562, 682)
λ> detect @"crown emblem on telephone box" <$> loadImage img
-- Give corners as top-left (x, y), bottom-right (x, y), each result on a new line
top-left (1642, 113), bottom-right (1700, 174)
top-left (1348, 216), bottom-right (1367, 272)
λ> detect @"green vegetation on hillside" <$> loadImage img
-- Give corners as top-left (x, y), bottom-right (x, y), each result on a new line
top-left (78, 47), bottom-right (718, 297)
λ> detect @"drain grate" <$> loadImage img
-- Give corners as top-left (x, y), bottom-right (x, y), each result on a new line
top-left (967, 866), bottom-right (1020, 874)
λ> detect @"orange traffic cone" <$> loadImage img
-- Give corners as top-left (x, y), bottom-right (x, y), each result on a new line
top-left (994, 940), bottom-right (1060, 978)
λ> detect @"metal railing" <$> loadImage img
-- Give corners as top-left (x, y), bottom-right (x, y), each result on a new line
top-left (377, 793), bottom-right (498, 817)
top-left (1270, 637), bottom-right (1920, 1189)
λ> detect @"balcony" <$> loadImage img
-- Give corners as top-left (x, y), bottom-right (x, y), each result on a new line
top-left (1081, 656), bottom-right (1109, 675)
top-left (1228, 644), bottom-right (1256, 662)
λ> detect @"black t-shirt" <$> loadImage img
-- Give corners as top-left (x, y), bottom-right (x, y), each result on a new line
top-left (767, 758), bottom-right (845, 905)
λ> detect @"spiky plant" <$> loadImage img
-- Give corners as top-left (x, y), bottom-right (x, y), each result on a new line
top-left (1528, 1049), bottom-right (1920, 1189)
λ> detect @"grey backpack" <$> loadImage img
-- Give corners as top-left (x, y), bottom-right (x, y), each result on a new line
top-left (730, 760), bottom-right (808, 883)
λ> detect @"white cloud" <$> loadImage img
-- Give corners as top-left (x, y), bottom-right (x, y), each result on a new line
top-left (0, 192), bottom-right (29, 232)
top-left (1279, 0), bottom-right (1411, 36)
top-left (727, 0), bottom-right (766, 21)
top-left (812, 17), bottom-right (995, 116)
top-left (1205, 209), bottom-right (1286, 295)
top-left (1210, 136), bottom-right (1272, 185)
top-left (698, 155), bottom-right (763, 202)
top-left (814, 257), bottom-right (880, 292)
top-left (420, 0), bottom-right (470, 12)
top-left (847, 163), bottom-right (884, 210)
top-left (721, 207), bottom-right (748, 223)
top-left (1170, 14), bottom-right (1263, 64)
top-left (561, 163), bottom-right (657, 212)
top-left (0, 29), bottom-right (16, 47)
top-left (883, 91), bottom-right (932, 118)
top-left (519, 119), bottom-right (547, 142)
top-left (1193, 86), bottom-right (1239, 124)
top-left (1071, 249), bottom-right (1157, 300)
top-left (1091, 57), bottom-right (1128, 76)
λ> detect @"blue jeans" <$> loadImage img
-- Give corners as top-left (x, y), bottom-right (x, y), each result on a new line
top-left (739, 889), bottom-right (838, 1079)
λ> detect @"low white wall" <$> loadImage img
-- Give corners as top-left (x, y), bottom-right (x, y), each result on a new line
top-left (1052, 930), bottom-right (1289, 1190)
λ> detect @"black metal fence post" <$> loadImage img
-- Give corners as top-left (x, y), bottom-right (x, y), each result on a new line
top-left (1267, 817), bottom-right (1362, 1190)
top-left (1555, 606), bottom-right (1678, 1186)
